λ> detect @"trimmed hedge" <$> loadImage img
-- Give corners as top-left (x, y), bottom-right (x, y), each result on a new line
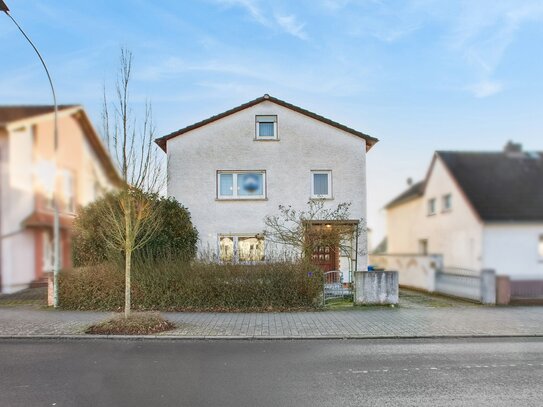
top-left (59, 260), bottom-right (324, 312)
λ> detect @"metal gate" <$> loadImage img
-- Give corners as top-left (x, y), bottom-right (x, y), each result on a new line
top-left (323, 270), bottom-right (353, 305)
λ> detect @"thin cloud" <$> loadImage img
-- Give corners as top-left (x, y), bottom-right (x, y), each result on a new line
top-left (449, 1), bottom-right (543, 74)
top-left (468, 80), bottom-right (503, 98)
top-left (274, 14), bottom-right (308, 40)
top-left (214, 0), bottom-right (265, 24)
top-left (212, 0), bottom-right (308, 39)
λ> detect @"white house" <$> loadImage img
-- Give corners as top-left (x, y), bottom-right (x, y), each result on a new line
top-left (385, 142), bottom-right (543, 296)
top-left (0, 105), bottom-right (120, 293)
top-left (156, 94), bottom-right (378, 279)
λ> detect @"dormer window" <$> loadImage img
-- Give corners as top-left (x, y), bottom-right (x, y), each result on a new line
top-left (255, 115), bottom-right (277, 140)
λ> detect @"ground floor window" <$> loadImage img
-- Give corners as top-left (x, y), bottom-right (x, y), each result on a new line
top-left (219, 235), bottom-right (265, 262)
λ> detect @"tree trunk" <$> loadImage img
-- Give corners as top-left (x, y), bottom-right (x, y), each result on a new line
top-left (124, 200), bottom-right (132, 319)
top-left (124, 246), bottom-right (131, 318)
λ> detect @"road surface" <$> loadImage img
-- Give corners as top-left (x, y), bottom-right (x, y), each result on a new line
top-left (1, 338), bottom-right (542, 406)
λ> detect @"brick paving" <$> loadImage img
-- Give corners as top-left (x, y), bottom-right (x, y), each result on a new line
top-left (0, 305), bottom-right (542, 338)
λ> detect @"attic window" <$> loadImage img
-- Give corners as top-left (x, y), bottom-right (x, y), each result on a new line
top-left (256, 115), bottom-right (277, 140)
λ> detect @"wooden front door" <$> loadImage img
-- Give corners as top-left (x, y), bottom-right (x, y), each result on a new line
top-left (311, 245), bottom-right (339, 283)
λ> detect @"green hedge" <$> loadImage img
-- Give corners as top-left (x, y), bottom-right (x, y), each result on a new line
top-left (59, 260), bottom-right (324, 312)
top-left (72, 192), bottom-right (198, 267)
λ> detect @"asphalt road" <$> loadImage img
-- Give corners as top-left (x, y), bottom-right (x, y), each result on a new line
top-left (1, 338), bottom-right (542, 407)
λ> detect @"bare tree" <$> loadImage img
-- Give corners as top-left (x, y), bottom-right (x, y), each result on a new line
top-left (102, 47), bottom-right (164, 193)
top-left (264, 200), bottom-right (365, 260)
top-left (100, 48), bottom-right (165, 318)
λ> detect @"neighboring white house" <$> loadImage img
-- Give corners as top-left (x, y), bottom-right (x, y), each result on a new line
top-left (385, 142), bottom-right (543, 293)
top-left (0, 105), bottom-right (120, 293)
top-left (156, 94), bottom-right (378, 280)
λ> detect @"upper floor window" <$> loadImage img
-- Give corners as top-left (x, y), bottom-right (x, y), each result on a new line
top-left (217, 171), bottom-right (266, 200)
top-left (311, 170), bottom-right (332, 199)
top-left (63, 170), bottom-right (76, 213)
top-left (427, 198), bottom-right (436, 216)
top-left (442, 194), bottom-right (452, 212)
top-left (255, 115), bottom-right (277, 140)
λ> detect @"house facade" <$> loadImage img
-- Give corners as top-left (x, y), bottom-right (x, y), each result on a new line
top-left (0, 105), bottom-right (120, 293)
top-left (385, 142), bottom-right (543, 285)
top-left (156, 95), bottom-right (377, 279)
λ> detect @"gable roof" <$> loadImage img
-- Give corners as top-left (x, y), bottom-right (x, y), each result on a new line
top-left (437, 150), bottom-right (543, 222)
top-left (385, 180), bottom-right (425, 209)
top-left (386, 148), bottom-right (543, 222)
top-left (0, 105), bottom-right (122, 186)
top-left (155, 94), bottom-right (378, 152)
top-left (0, 105), bottom-right (77, 127)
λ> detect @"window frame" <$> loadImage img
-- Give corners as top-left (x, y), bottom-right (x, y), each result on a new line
top-left (310, 170), bottom-right (333, 199)
top-left (255, 115), bottom-right (278, 140)
top-left (63, 169), bottom-right (76, 213)
top-left (442, 193), bottom-right (452, 212)
top-left (427, 198), bottom-right (436, 216)
top-left (217, 170), bottom-right (267, 200)
top-left (218, 234), bottom-right (266, 263)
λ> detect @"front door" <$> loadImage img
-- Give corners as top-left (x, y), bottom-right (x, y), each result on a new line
top-left (311, 245), bottom-right (338, 282)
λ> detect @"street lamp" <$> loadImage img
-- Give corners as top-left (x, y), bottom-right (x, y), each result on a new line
top-left (1, 1), bottom-right (61, 307)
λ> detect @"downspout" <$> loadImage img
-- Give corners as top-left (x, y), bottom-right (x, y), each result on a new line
top-left (354, 222), bottom-right (359, 277)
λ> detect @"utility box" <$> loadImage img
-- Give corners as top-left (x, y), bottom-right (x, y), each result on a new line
top-left (354, 271), bottom-right (399, 305)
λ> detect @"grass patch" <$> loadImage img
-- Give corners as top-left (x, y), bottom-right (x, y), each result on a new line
top-left (324, 297), bottom-right (354, 310)
top-left (85, 312), bottom-right (175, 335)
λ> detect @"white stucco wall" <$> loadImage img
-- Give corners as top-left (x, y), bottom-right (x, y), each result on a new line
top-left (483, 223), bottom-right (543, 280)
top-left (80, 133), bottom-right (115, 205)
top-left (1, 231), bottom-right (35, 293)
top-left (3, 127), bottom-right (35, 235)
top-left (1, 127), bottom-right (36, 293)
top-left (386, 197), bottom-right (423, 254)
top-left (166, 100), bottom-right (369, 270)
top-left (386, 156), bottom-right (484, 271)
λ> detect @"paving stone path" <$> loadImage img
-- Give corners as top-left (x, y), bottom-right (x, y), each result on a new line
top-left (0, 305), bottom-right (542, 338)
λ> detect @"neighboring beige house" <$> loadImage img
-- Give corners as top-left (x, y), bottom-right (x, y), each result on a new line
top-left (385, 142), bottom-right (543, 294)
top-left (156, 94), bottom-right (378, 280)
top-left (0, 105), bottom-right (121, 293)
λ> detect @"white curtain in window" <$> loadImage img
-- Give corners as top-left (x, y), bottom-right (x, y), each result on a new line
top-left (313, 173), bottom-right (328, 195)
top-left (219, 173), bottom-right (234, 196)
top-left (258, 122), bottom-right (275, 137)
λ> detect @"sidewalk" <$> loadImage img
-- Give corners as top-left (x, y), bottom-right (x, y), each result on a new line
top-left (1, 305), bottom-right (542, 339)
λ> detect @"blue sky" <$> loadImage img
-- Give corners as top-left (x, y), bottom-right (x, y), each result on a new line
top-left (1, 0), bottom-right (543, 245)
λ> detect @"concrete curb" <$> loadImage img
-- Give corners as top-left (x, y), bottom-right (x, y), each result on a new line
top-left (1, 334), bottom-right (543, 341)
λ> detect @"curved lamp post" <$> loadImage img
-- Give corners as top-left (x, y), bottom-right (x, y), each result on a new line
top-left (1, 1), bottom-right (61, 307)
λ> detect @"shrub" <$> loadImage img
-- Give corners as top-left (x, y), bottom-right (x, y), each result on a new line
top-left (72, 192), bottom-right (198, 266)
top-left (59, 259), bottom-right (323, 312)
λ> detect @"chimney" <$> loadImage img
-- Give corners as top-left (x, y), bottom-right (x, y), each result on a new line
top-left (406, 177), bottom-right (413, 186)
top-left (504, 141), bottom-right (523, 157)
